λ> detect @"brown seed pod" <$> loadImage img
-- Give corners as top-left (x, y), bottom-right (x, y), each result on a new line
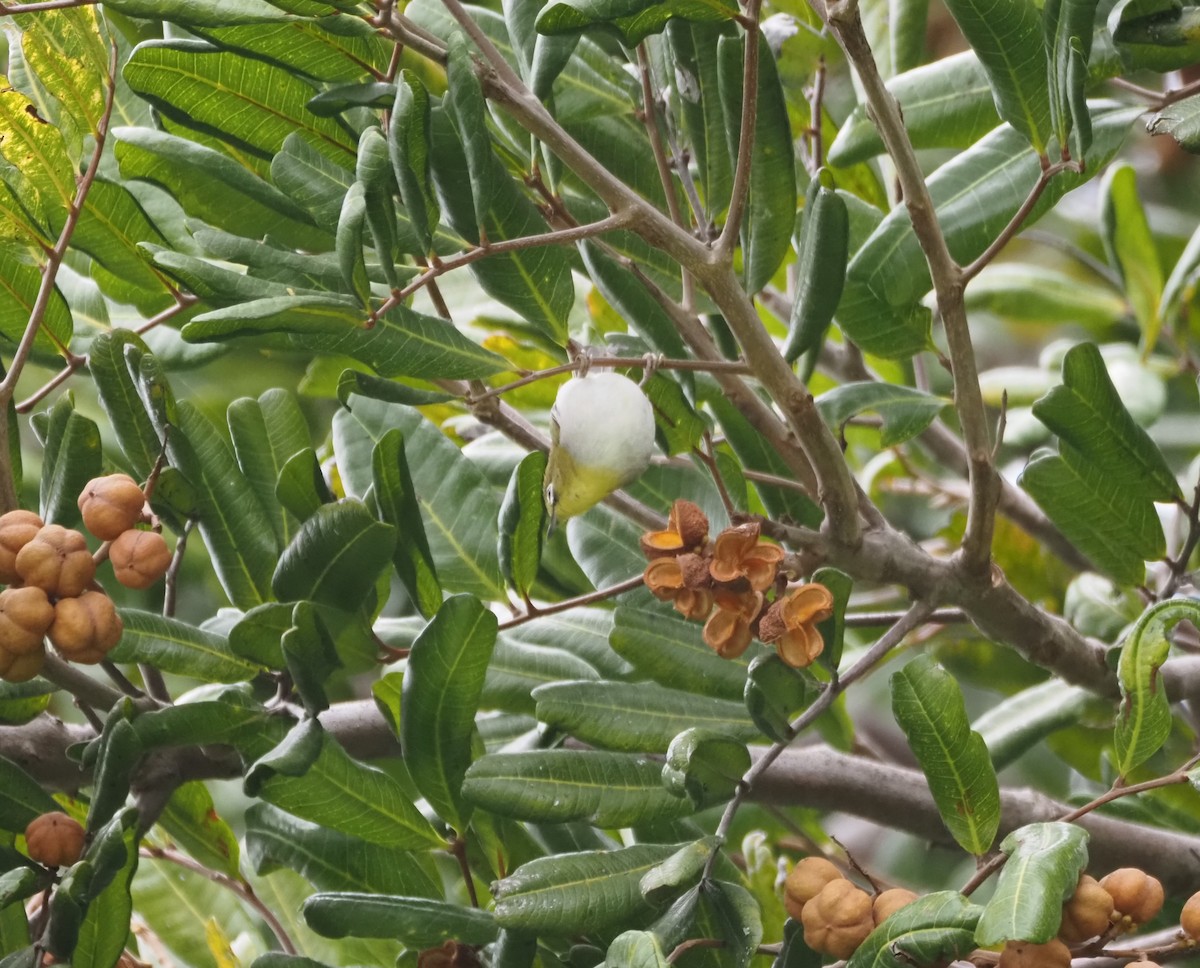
top-left (1181, 890), bottom-right (1200, 940)
top-left (785, 856), bottom-right (845, 919)
top-left (15, 525), bottom-right (95, 599)
top-left (873, 888), bottom-right (919, 926)
top-left (4, 646), bottom-right (45, 683)
top-left (669, 499), bottom-right (709, 550)
top-left (997, 939), bottom-right (1071, 968)
top-left (24, 812), bottom-right (85, 868)
top-left (0, 510), bottom-right (44, 584)
top-left (0, 586), bottom-right (54, 656)
top-left (78, 474), bottom-right (145, 542)
top-left (1100, 868), bottom-right (1164, 928)
top-left (800, 877), bottom-right (874, 959)
top-left (108, 530), bottom-right (171, 590)
top-left (1059, 875), bottom-right (1114, 943)
top-left (48, 590), bottom-right (122, 663)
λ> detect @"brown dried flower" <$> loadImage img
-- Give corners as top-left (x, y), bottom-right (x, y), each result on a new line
top-left (758, 582), bottom-right (834, 669)
top-left (644, 553), bottom-right (714, 620)
top-left (709, 522), bottom-right (784, 592)
top-left (640, 499), bottom-right (710, 559)
top-left (703, 589), bottom-right (763, 658)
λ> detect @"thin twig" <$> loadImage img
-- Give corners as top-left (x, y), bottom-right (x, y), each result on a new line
top-left (101, 660), bottom-right (145, 699)
top-left (845, 607), bottom-right (965, 627)
top-left (449, 837), bottom-right (480, 908)
top-left (718, 0), bottom-right (764, 257)
top-left (807, 56), bottom-right (827, 173)
top-left (498, 574), bottom-right (646, 631)
top-left (162, 517), bottom-right (194, 621)
top-left (141, 846), bottom-right (297, 955)
top-left (0, 0), bottom-right (96, 11)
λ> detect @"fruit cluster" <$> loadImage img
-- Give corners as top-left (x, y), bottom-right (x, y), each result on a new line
top-left (783, 856), bottom-right (916, 958)
top-left (641, 500), bottom-right (833, 668)
top-left (0, 474), bottom-right (170, 680)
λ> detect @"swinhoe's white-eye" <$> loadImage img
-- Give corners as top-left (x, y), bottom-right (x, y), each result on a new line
top-left (544, 372), bottom-right (656, 529)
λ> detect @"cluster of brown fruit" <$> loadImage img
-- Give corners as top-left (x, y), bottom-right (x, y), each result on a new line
top-left (783, 857), bottom-right (917, 958)
top-left (641, 500), bottom-right (834, 668)
top-left (0, 474), bottom-right (170, 680)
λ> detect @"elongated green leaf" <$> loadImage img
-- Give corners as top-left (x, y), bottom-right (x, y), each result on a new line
top-left (110, 609), bottom-right (260, 681)
top-left (123, 41), bottom-right (356, 162)
top-left (974, 823), bottom-right (1088, 945)
top-left (335, 181), bottom-right (370, 306)
top-left (494, 843), bottom-right (682, 932)
top-left (744, 653), bottom-right (818, 743)
top-left (891, 656), bottom-right (1000, 855)
top-left (0, 757), bottom-right (59, 831)
top-left (272, 499), bottom-right (395, 611)
top-left (1161, 220), bottom-right (1200, 328)
top-left (167, 402), bottom-right (277, 608)
top-left (388, 70), bottom-right (439, 254)
top-left (848, 892), bottom-right (982, 968)
top-left (36, 398), bottom-right (101, 529)
top-left (104, 0), bottom-right (289, 24)
top-left (536, 0), bottom-right (736, 43)
top-left (0, 250), bottom-right (73, 358)
top-left (1032, 342), bottom-right (1181, 502)
top-left (115, 127), bottom-right (328, 252)
top-left (0, 83), bottom-right (75, 211)
top-left (608, 930), bottom-right (669, 968)
top-left (305, 894), bottom-right (497, 945)
top-left (533, 680), bottom-right (759, 752)
top-left (243, 722), bottom-right (443, 849)
top-left (184, 295), bottom-right (507, 380)
top-left (245, 802), bottom-right (442, 898)
top-left (717, 32), bottom-right (795, 295)
top-left (668, 22), bottom-right (735, 217)
top-left (72, 821), bottom-right (137, 968)
top-left (132, 696), bottom-right (267, 749)
top-left (15, 8), bottom-right (108, 139)
top-left (1148, 92), bottom-right (1200, 152)
top-left (828, 52), bottom-right (996, 166)
top-left (786, 174), bottom-right (849, 366)
top-left (505, 609), bottom-right (628, 679)
top-left (1109, 0), bottom-right (1200, 70)
top-left (463, 750), bottom-right (694, 826)
top-left (840, 102), bottom-right (1137, 358)
top-left (965, 263), bottom-right (1128, 327)
top-left (81, 333), bottom-right (161, 479)
top-left (662, 729), bottom-right (750, 808)
top-left (973, 680), bottom-right (1094, 770)
top-left (228, 389), bottom-right (308, 554)
top-left (816, 383), bottom-right (950, 446)
top-left (1101, 165), bottom-right (1164, 347)
top-left (337, 398), bottom-right (506, 599)
top-left (402, 595), bottom-right (498, 831)
top-left (1043, 0), bottom-right (1098, 152)
top-left (373, 429), bottom-right (442, 618)
top-left (485, 636), bottom-right (600, 713)
top-left (446, 33), bottom-right (494, 238)
top-left (941, 0), bottom-right (1050, 150)
top-left (429, 108), bottom-right (573, 345)
top-left (498, 451), bottom-right (547, 599)
top-left (1114, 599), bottom-right (1200, 775)
top-left (610, 606), bottom-right (760, 701)
top-left (192, 228), bottom-right (343, 292)
top-left (159, 782), bottom-right (241, 878)
top-left (1019, 444), bottom-right (1162, 584)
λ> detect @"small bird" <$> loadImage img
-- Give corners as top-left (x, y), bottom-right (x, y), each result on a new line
top-left (544, 371), bottom-right (656, 530)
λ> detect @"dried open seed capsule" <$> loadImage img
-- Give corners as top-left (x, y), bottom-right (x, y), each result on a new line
top-left (109, 530), bottom-right (171, 590)
top-left (0, 586), bottom-right (54, 656)
top-left (15, 525), bottom-right (95, 599)
top-left (0, 510), bottom-right (43, 584)
top-left (78, 474), bottom-right (145, 541)
top-left (48, 590), bottom-right (122, 664)
top-left (24, 812), bottom-right (85, 868)
top-left (800, 877), bottom-right (874, 958)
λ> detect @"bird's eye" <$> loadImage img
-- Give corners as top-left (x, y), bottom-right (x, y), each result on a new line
top-left (544, 483), bottom-right (557, 507)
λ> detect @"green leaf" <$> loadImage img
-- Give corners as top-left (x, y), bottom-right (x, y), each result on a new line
top-left (607, 930), bottom-right (669, 968)
top-left (494, 843), bottom-right (682, 932)
top-left (689, 880), bottom-right (763, 968)
top-left (974, 823), bottom-right (1088, 945)
top-left (828, 54), bottom-right (998, 166)
top-left (110, 609), bottom-right (260, 682)
top-left (463, 750), bottom-right (694, 826)
top-left (1100, 165), bottom-right (1164, 347)
top-left (1018, 444), bottom-right (1163, 584)
top-left (103, 0), bottom-right (291, 25)
top-left (123, 40), bottom-right (356, 162)
top-left (890, 656), bottom-right (1000, 855)
top-left (245, 802), bottom-right (443, 898)
top-left (272, 499), bottom-right (395, 611)
top-left (278, 604), bottom-right (340, 715)
top-left (338, 397), bottom-right (506, 599)
top-left (535, 0), bottom-right (737, 44)
top-left (132, 695), bottom-right (267, 749)
top-left (533, 680), bottom-right (759, 752)
top-left (446, 33), bottom-right (494, 238)
top-left (71, 819), bottom-right (138, 968)
top-left (848, 892), bottom-right (982, 968)
top-left (304, 893), bottom-right (498, 946)
top-left (1161, 219), bottom-right (1200, 330)
top-left (1043, 0), bottom-right (1098, 153)
top-left (816, 383), bottom-right (950, 447)
top-left (811, 566), bottom-right (852, 674)
top-left (964, 263), bottom-right (1128, 328)
top-left (1114, 599), bottom-right (1200, 775)
top-left (276, 448), bottom-right (334, 525)
top-left (0, 756), bottom-right (59, 831)
top-left (159, 782), bottom-right (241, 878)
top-left (785, 174), bottom-right (849, 365)
top-left (15, 8), bottom-right (108, 139)
top-left (192, 16), bottom-right (393, 82)
top-left (402, 594), bottom-right (498, 831)
top-left (661, 728), bottom-right (750, 808)
top-left (839, 102), bottom-right (1138, 358)
top-left (0, 252), bottom-right (72, 358)
top-left (0, 679), bottom-right (55, 726)
top-left (1109, 0), bottom-right (1200, 70)
top-left (940, 0), bottom-right (1050, 150)
top-left (114, 127), bottom-right (330, 252)
top-left (87, 717), bottom-right (143, 831)
top-left (184, 294), bottom-right (507, 380)
top-left (498, 451), bottom-right (548, 599)
top-left (388, 70), bottom-right (439, 255)
top-left (245, 717), bottom-right (327, 793)
top-left (1148, 92), bottom-right (1200, 152)
top-left (481, 633), bottom-right (598, 713)
top-left (717, 32), bottom-right (795, 294)
top-left (36, 397), bottom-right (101, 529)
top-left (610, 606), bottom-right (759, 701)
top-left (372, 429), bottom-right (443, 618)
top-left (0, 84), bottom-right (75, 211)
top-left (744, 653), bottom-right (818, 743)
top-left (335, 181), bottom-right (370, 306)
top-left (1031, 342), bottom-right (1181, 502)
top-left (973, 679), bottom-right (1094, 771)
top-left (429, 108), bottom-right (573, 345)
